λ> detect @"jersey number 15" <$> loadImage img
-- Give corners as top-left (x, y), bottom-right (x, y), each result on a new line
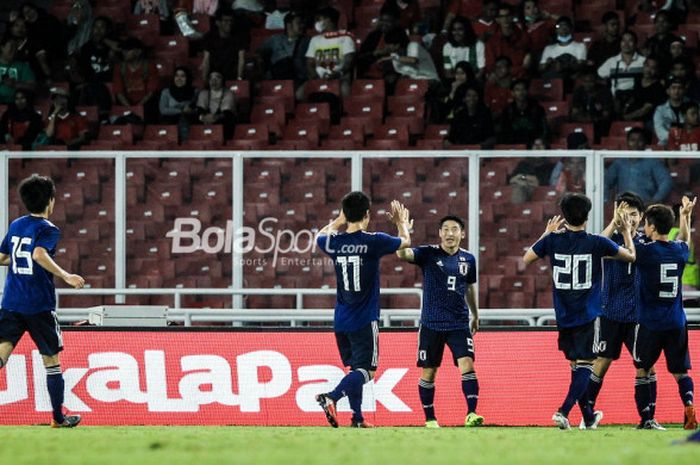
top-left (10, 236), bottom-right (33, 275)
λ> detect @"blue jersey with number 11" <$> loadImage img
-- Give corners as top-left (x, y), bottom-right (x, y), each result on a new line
top-left (532, 230), bottom-right (619, 328)
top-left (0, 215), bottom-right (61, 314)
top-left (317, 231), bottom-right (402, 332)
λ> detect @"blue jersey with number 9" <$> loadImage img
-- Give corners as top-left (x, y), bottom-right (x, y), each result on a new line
top-left (317, 231), bottom-right (401, 332)
top-left (0, 215), bottom-right (61, 314)
top-left (532, 230), bottom-right (619, 328)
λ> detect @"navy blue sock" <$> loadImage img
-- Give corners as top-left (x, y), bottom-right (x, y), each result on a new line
top-left (560, 363), bottom-right (592, 417)
top-left (418, 379), bottom-right (436, 421)
top-left (461, 371), bottom-right (479, 414)
top-left (586, 373), bottom-right (603, 409)
top-left (347, 370), bottom-right (370, 423)
top-left (635, 376), bottom-right (652, 423)
top-left (329, 369), bottom-right (366, 402)
top-left (678, 375), bottom-right (695, 406)
top-left (649, 373), bottom-right (657, 418)
top-left (46, 365), bottom-right (65, 423)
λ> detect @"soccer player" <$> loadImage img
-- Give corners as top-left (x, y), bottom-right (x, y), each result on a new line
top-left (633, 197), bottom-right (697, 430)
top-left (523, 193), bottom-right (636, 429)
top-left (315, 192), bottom-right (411, 428)
top-left (586, 192), bottom-right (664, 429)
top-left (396, 215), bottom-right (483, 428)
top-left (0, 175), bottom-right (85, 427)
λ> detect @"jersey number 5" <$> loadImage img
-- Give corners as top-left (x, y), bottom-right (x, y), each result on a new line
top-left (659, 263), bottom-right (679, 298)
top-left (553, 253), bottom-right (592, 290)
top-left (337, 255), bottom-right (361, 292)
top-left (10, 236), bottom-right (33, 275)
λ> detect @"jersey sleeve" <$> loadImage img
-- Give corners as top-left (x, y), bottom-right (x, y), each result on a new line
top-left (678, 241), bottom-right (690, 262)
top-left (373, 232), bottom-right (402, 256)
top-left (0, 234), bottom-right (8, 254)
top-left (35, 224), bottom-right (61, 251)
top-left (411, 246), bottom-right (429, 266)
top-left (597, 235), bottom-right (620, 257)
top-left (466, 255), bottom-right (477, 284)
top-left (316, 234), bottom-right (333, 257)
top-left (531, 234), bottom-right (549, 258)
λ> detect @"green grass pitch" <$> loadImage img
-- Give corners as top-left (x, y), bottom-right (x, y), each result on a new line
top-left (1, 426), bottom-right (698, 465)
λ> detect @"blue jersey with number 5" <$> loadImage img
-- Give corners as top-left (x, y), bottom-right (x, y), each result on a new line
top-left (317, 231), bottom-right (402, 332)
top-left (0, 216), bottom-right (61, 314)
top-left (532, 230), bottom-right (619, 328)
top-left (635, 240), bottom-right (688, 331)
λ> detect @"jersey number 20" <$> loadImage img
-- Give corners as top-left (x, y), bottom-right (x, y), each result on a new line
top-left (10, 236), bottom-right (33, 275)
top-left (553, 253), bottom-right (592, 290)
top-left (337, 255), bottom-right (361, 292)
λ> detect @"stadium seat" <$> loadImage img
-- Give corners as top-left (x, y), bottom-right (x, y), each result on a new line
top-left (294, 102), bottom-right (331, 136)
top-left (233, 124), bottom-right (270, 144)
top-left (350, 79), bottom-right (386, 101)
top-left (98, 125), bottom-right (134, 146)
top-left (327, 121), bottom-right (365, 146)
top-left (544, 101), bottom-right (568, 135)
top-left (373, 123), bottom-right (410, 145)
top-left (366, 139), bottom-right (406, 150)
top-left (608, 120), bottom-right (644, 139)
top-left (251, 102), bottom-right (286, 136)
top-left (282, 122), bottom-right (320, 147)
top-left (110, 105), bottom-right (144, 123)
top-left (529, 79), bottom-right (564, 102)
top-left (387, 97), bottom-right (425, 134)
top-left (304, 80), bottom-right (341, 98)
top-left (343, 96), bottom-right (384, 128)
top-left (559, 123), bottom-right (594, 143)
top-left (189, 125), bottom-right (225, 145)
top-left (259, 80), bottom-right (295, 113)
top-left (394, 79), bottom-right (429, 99)
top-left (155, 36), bottom-right (189, 62)
top-left (76, 106), bottom-right (99, 126)
top-left (126, 15), bottom-right (161, 47)
top-left (144, 125), bottom-right (179, 148)
top-left (226, 80), bottom-right (251, 110)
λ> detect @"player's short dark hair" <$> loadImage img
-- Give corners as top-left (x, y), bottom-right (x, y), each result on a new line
top-left (616, 191), bottom-right (645, 213)
top-left (316, 7), bottom-right (340, 26)
top-left (18, 175), bottom-right (56, 214)
top-left (440, 215), bottom-right (465, 230)
top-left (644, 204), bottom-right (675, 235)
top-left (560, 193), bottom-right (591, 226)
top-left (341, 191), bottom-right (370, 223)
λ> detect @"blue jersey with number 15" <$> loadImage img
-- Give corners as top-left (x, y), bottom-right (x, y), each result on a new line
top-left (317, 231), bottom-right (402, 332)
top-left (0, 215), bottom-right (61, 314)
top-left (532, 230), bottom-right (619, 328)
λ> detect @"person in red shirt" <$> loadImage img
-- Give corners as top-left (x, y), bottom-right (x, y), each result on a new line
top-left (0, 89), bottom-right (42, 150)
top-left (443, 0), bottom-right (482, 33)
top-left (484, 55), bottom-right (514, 119)
top-left (112, 37), bottom-right (160, 123)
top-left (485, 4), bottom-right (532, 78)
top-left (43, 87), bottom-right (89, 150)
top-left (668, 101), bottom-right (700, 151)
top-left (471, 0), bottom-right (499, 42)
top-left (518, 0), bottom-right (558, 58)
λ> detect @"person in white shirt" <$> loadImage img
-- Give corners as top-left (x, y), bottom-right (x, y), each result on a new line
top-left (379, 27), bottom-right (439, 82)
top-left (442, 16), bottom-right (485, 80)
top-left (539, 16), bottom-right (586, 79)
top-left (597, 31), bottom-right (645, 96)
top-left (305, 7), bottom-right (356, 97)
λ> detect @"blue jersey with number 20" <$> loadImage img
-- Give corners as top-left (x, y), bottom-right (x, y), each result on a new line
top-left (317, 231), bottom-right (402, 332)
top-left (532, 230), bottom-right (619, 328)
top-left (0, 215), bottom-right (61, 314)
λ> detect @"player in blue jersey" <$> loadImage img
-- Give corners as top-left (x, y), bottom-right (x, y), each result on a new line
top-left (633, 197), bottom-right (697, 430)
top-left (315, 192), bottom-right (411, 428)
top-left (585, 192), bottom-right (664, 429)
top-left (523, 193), bottom-right (636, 429)
top-left (396, 215), bottom-right (482, 428)
top-left (0, 175), bottom-right (85, 428)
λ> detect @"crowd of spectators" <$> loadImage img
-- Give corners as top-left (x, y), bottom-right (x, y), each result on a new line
top-left (0, 0), bottom-right (698, 157)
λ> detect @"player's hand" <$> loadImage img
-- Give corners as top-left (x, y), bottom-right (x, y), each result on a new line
top-left (612, 201), bottom-right (625, 228)
top-left (64, 274), bottom-right (85, 289)
top-left (544, 215), bottom-right (565, 234)
top-left (680, 196), bottom-right (697, 217)
top-left (470, 318), bottom-right (479, 334)
top-left (334, 210), bottom-right (346, 226)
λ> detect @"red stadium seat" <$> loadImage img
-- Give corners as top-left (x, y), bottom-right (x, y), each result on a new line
top-left (154, 36), bottom-right (189, 62)
top-left (351, 79), bottom-right (386, 100)
top-left (387, 97), bottom-right (425, 134)
top-left (282, 122), bottom-right (320, 147)
top-left (608, 120), bottom-right (644, 139)
top-left (327, 121), bottom-right (366, 146)
top-left (394, 79), bottom-right (429, 99)
top-left (226, 80), bottom-right (251, 109)
top-left (144, 125), bottom-right (179, 147)
top-left (366, 139), bottom-right (406, 150)
top-left (260, 80), bottom-right (295, 113)
top-left (304, 80), bottom-right (341, 98)
top-left (559, 123), bottom-right (594, 143)
top-left (529, 79), bottom-right (564, 102)
top-left (294, 102), bottom-right (331, 135)
top-left (233, 124), bottom-right (270, 143)
top-left (98, 125), bottom-right (134, 145)
top-left (544, 101), bottom-right (569, 134)
top-left (189, 125), bottom-right (225, 145)
top-left (251, 101), bottom-right (286, 135)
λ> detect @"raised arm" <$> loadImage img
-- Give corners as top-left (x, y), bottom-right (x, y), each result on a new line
top-left (523, 215), bottom-right (564, 265)
top-left (317, 211), bottom-right (346, 236)
top-left (600, 201), bottom-right (626, 238)
top-left (466, 283), bottom-right (479, 334)
top-left (613, 213), bottom-right (636, 263)
top-left (0, 253), bottom-right (9, 266)
top-left (32, 247), bottom-right (85, 288)
top-left (676, 195), bottom-right (697, 245)
top-left (387, 200), bottom-right (412, 249)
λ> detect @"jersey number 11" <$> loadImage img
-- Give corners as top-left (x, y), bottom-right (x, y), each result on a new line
top-left (337, 255), bottom-right (361, 292)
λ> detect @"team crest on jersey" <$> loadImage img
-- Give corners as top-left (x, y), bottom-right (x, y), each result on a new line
top-left (459, 262), bottom-right (469, 276)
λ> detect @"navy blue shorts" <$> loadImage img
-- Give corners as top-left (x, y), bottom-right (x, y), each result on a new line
top-left (594, 316), bottom-right (637, 360)
top-left (335, 321), bottom-right (379, 371)
top-left (0, 308), bottom-right (64, 356)
top-left (417, 325), bottom-right (474, 368)
top-left (633, 324), bottom-right (691, 373)
top-left (558, 320), bottom-right (595, 361)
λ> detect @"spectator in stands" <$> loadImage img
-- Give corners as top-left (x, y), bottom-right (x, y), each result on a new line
top-left (0, 38), bottom-right (36, 105)
top-left (201, 8), bottom-right (250, 82)
top-left (69, 17), bottom-right (119, 122)
top-left (641, 10), bottom-right (682, 74)
top-left (668, 101), bottom-right (700, 151)
top-left (257, 11), bottom-right (309, 95)
top-left (435, 61), bottom-right (478, 123)
top-left (196, 70), bottom-right (235, 139)
top-left (442, 0), bottom-right (479, 35)
top-left (7, 17), bottom-right (51, 84)
top-left (174, 0), bottom-right (220, 16)
top-left (446, 85), bottom-right (495, 147)
top-left (16, 3), bottom-right (65, 63)
top-left (134, 0), bottom-right (171, 20)
top-left (570, 66), bottom-right (613, 143)
top-left (40, 87), bottom-right (90, 150)
top-left (604, 128), bottom-right (673, 203)
top-left (554, 155), bottom-right (586, 195)
top-left (654, 77), bottom-right (689, 147)
top-left (442, 17), bottom-right (485, 80)
top-left (471, 0), bottom-right (499, 42)
top-left (386, 0), bottom-right (422, 32)
top-left (508, 156), bottom-right (555, 204)
top-left (379, 28), bottom-right (439, 83)
top-left (669, 57), bottom-right (700, 102)
top-left (305, 7), bottom-right (356, 98)
top-left (484, 55), bottom-right (513, 119)
top-left (357, 3), bottom-right (400, 78)
top-left (587, 11), bottom-right (620, 69)
top-left (497, 79), bottom-right (548, 145)
top-left (669, 37), bottom-right (687, 62)
top-left (518, 0), bottom-right (558, 59)
top-left (597, 31), bottom-right (645, 115)
top-left (620, 57), bottom-right (665, 123)
top-left (485, 4), bottom-right (532, 78)
top-left (0, 89), bottom-right (42, 150)
top-left (160, 66), bottom-right (198, 141)
top-left (538, 16), bottom-right (587, 83)
top-left (66, 0), bottom-right (94, 57)
top-left (112, 38), bottom-right (160, 123)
